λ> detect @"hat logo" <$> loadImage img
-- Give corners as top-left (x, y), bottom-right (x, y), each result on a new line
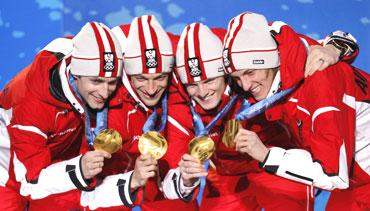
top-left (145, 48), bottom-right (158, 68)
top-left (223, 48), bottom-right (230, 68)
top-left (187, 57), bottom-right (202, 77)
top-left (103, 52), bottom-right (115, 72)
top-left (253, 59), bottom-right (265, 64)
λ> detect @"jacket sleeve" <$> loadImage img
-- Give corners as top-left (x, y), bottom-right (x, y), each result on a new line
top-left (80, 171), bottom-right (144, 210)
top-left (261, 65), bottom-right (354, 191)
top-left (8, 101), bottom-right (92, 200)
top-left (161, 111), bottom-right (200, 201)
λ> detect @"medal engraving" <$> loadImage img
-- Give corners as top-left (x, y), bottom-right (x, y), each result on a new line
top-left (222, 119), bottom-right (240, 148)
top-left (93, 129), bottom-right (123, 154)
top-left (188, 136), bottom-right (215, 163)
top-left (138, 131), bottom-right (168, 160)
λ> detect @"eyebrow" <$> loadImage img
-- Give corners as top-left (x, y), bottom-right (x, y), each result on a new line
top-left (153, 73), bottom-right (168, 80)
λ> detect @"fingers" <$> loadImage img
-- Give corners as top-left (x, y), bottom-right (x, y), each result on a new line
top-left (131, 155), bottom-right (158, 188)
top-left (137, 154), bottom-right (157, 166)
top-left (93, 150), bottom-right (112, 159)
top-left (179, 154), bottom-right (207, 182)
top-left (181, 153), bottom-right (201, 163)
top-left (81, 150), bottom-right (112, 179)
top-left (305, 45), bottom-right (340, 77)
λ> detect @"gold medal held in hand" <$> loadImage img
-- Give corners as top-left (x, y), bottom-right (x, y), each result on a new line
top-left (93, 129), bottom-right (123, 154)
top-left (138, 131), bottom-right (168, 160)
top-left (188, 136), bottom-right (215, 163)
top-left (222, 119), bottom-right (241, 148)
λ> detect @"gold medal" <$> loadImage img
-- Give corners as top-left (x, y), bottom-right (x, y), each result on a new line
top-left (222, 119), bottom-right (241, 147)
top-left (138, 131), bottom-right (168, 160)
top-left (93, 129), bottom-right (123, 154)
top-left (188, 136), bottom-right (215, 163)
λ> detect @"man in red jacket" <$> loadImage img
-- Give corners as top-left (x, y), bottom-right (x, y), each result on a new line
top-left (84, 15), bottom-right (199, 211)
top-left (226, 12), bottom-right (370, 210)
top-left (165, 22), bottom-right (313, 211)
top-left (0, 22), bottom-right (123, 210)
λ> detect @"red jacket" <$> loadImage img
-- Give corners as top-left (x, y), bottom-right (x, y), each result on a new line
top-left (89, 74), bottom-right (198, 211)
top-left (0, 38), bottom-right (99, 201)
top-left (260, 23), bottom-right (370, 194)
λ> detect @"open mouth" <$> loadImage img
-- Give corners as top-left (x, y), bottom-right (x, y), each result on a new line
top-left (92, 95), bottom-right (105, 104)
top-left (250, 85), bottom-right (260, 94)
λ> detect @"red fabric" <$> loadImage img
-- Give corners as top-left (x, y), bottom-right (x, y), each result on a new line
top-left (0, 186), bottom-right (28, 211)
top-left (0, 50), bottom-right (84, 195)
top-left (267, 22), bottom-right (370, 208)
top-left (28, 190), bottom-right (81, 211)
top-left (0, 44), bottom-right (123, 207)
top-left (98, 76), bottom-right (197, 210)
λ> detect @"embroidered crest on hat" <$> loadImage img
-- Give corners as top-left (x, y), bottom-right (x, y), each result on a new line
top-left (145, 48), bottom-right (158, 68)
top-left (70, 21), bottom-right (123, 77)
top-left (222, 48), bottom-right (230, 68)
top-left (176, 23), bottom-right (226, 84)
top-left (188, 57), bottom-right (202, 77)
top-left (103, 52), bottom-right (115, 72)
top-left (123, 15), bottom-right (174, 75)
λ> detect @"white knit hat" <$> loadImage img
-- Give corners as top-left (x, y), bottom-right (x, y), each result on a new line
top-left (176, 23), bottom-right (225, 84)
top-left (123, 15), bottom-right (174, 75)
top-left (111, 24), bottom-right (130, 53)
top-left (70, 22), bottom-right (123, 77)
top-left (223, 12), bottom-right (280, 74)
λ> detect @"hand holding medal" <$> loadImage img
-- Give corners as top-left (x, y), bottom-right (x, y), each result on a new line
top-left (222, 84), bottom-right (299, 148)
top-left (138, 93), bottom-right (169, 160)
top-left (131, 93), bottom-right (168, 192)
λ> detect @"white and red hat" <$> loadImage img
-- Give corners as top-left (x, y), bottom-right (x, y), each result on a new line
top-left (176, 23), bottom-right (225, 84)
top-left (123, 15), bottom-right (174, 75)
top-left (111, 24), bottom-right (130, 53)
top-left (70, 22), bottom-right (123, 77)
top-left (223, 12), bottom-right (280, 74)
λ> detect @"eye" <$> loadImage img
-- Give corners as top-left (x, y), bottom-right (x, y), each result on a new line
top-left (244, 70), bottom-right (254, 76)
top-left (108, 80), bottom-right (118, 86)
top-left (156, 75), bottom-right (168, 81)
top-left (91, 79), bottom-right (101, 84)
top-left (134, 77), bottom-right (146, 82)
top-left (205, 78), bottom-right (216, 85)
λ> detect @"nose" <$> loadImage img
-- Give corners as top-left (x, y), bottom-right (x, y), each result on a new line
top-left (99, 83), bottom-right (109, 99)
top-left (240, 77), bottom-right (252, 92)
top-left (146, 80), bottom-right (157, 95)
top-left (198, 84), bottom-right (208, 98)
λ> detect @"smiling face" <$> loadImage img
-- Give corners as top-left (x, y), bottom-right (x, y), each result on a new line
top-left (230, 68), bottom-right (277, 101)
top-left (185, 76), bottom-right (226, 111)
top-left (130, 73), bottom-right (169, 107)
top-left (74, 76), bottom-right (118, 110)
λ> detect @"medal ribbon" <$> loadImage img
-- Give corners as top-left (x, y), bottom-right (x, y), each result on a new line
top-left (142, 93), bottom-right (168, 133)
top-left (190, 95), bottom-right (238, 137)
top-left (235, 83), bottom-right (299, 121)
top-left (189, 95), bottom-right (238, 206)
top-left (68, 74), bottom-right (108, 147)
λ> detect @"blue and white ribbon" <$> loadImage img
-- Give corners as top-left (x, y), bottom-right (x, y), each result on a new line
top-left (189, 95), bottom-right (238, 206)
top-left (68, 74), bottom-right (108, 147)
top-left (235, 83), bottom-right (299, 121)
top-left (142, 93), bottom-right (168, 133)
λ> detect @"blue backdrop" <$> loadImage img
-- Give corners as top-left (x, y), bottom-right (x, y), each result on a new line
top-left (1, 1), bottom-right (369, 210)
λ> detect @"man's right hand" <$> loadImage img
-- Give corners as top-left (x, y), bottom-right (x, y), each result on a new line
top-left (179, 154), bottom-right (207, 187)
top-left (81, 150), bottom-right (111, 179)
top-left (130, 154), bottom-right (158, 189)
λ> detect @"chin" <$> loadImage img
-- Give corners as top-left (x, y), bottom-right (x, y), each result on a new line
top-left (142, 99), bottom-right (160, 107)
top-left (88, 102), bottom-right (104, 110)
top-left (200, 102), bottom-right (217, 111)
